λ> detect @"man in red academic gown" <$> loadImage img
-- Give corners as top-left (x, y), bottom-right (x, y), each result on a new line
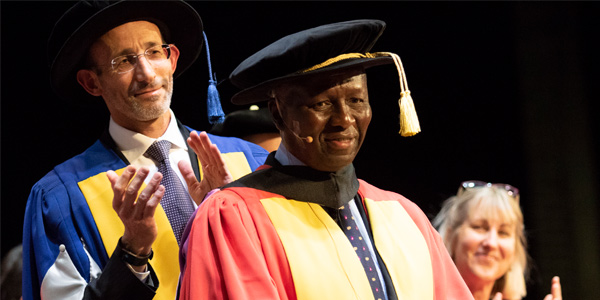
top-left (179, 19), bottom-right (474, 300)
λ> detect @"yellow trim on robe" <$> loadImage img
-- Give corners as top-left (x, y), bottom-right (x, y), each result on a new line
top-left (78, 152), bottom-right (252, 300)
top-left (201, 152), bottom-right (252, 181)
top-left (261, 197), bottom-right (435, 300)
top-left (365, 198), bottom-right (434, 300)
top-left (79, 168), bottom-right (179, 300)
top-left (79, 168), bottom-right (127, 258)
top-left (261, 198), bottom-right (374, 300)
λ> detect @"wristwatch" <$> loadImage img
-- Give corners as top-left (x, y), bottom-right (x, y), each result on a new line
top-left (118, 238), bottom-right (154, 267)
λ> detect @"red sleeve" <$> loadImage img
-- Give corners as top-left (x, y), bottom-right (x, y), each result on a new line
top-left (179, 188), bottom-right (296, 300)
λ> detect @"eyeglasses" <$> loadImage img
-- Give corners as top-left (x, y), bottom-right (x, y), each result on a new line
top-left (459, 180), bottom-right (520, 200)
top-left (109, 44), bottom-right (173, 74)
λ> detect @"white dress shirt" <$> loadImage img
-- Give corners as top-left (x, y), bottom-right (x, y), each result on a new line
top-left (108, 109), bottom-right (195, 204)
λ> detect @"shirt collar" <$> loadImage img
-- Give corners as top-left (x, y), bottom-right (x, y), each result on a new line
top-left (274, 143), bottom-right (305, 166)
top-left (108, 109), bottom-right (187, 162)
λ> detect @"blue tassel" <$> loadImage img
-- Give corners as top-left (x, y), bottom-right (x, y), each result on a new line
top-left (203, 31), bottom-right (225, 124)
top-left (207, 79), bottom-right (225, 124)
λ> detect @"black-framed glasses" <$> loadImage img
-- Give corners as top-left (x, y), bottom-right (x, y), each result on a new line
top-left (459, 180), bottom-right (520, 200)
top-left (110, 44), bottom-right (173, 74)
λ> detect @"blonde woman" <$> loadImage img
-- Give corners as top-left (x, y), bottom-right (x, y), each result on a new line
top-left (432, 180), bottom-right (562, 300)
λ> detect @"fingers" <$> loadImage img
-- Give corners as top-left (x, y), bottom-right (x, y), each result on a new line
top-left (106, 170), bottom-right (119, 187)
top-left (200, 131), bottom-right (221, 163)
top-left (187, 131), bottom-right (200, 154)
top-left (188, 131), bottom-right (211, 164)
top-left (209, 142), bottom-right (227, 169)
top-left (132, 171), bottom-right (163, 219)
top-left (179, 159), bottom-right (208, 205)
top-left (108, 166), bottom-right (161, 256)
top-left (544, 276), bottom-right (562, 300)
top-left (211, 145), bottom-right (232, 184)
top-left (143, 184), bottom-right (164, 219)
top-left (491, 292), bottom-right (502, 300)
top-left (178, 160), bottom-right (199, 189)
top-left (121, 167), bottom-right (149, 216)
top-left (110, 165), bottom-right (137, 212)
top-left (196, 132), bottom-right (228, 176)
top-left (551, 276), bottom-right (562, 299)
top-left (110, 166), bottom-right (152, 218)
top-left (189, 131), bottom-right (223, 168)
top-left (187, 130), bottom-right (232, 200)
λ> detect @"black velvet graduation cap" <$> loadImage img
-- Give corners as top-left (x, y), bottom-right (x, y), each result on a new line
top-left (48, 0), bottom-right (203, 104)
top-left (229, 19), bottom-right (390, 105)
top-left (229, 19), bottom-right (421, 137)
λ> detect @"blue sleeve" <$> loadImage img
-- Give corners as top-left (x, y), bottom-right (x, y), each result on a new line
top-left (205, 133), bottom-right (269, 170)
top-left (22, 171), bottom-right (93, 300)
top-left (22, 141), bottom-right (151, 300)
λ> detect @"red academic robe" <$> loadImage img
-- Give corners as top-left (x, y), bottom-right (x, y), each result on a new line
top-left (180, 179), bottom-right (472, 300)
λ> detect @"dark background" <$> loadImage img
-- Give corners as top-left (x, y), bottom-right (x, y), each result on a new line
top-left (2, 1), bottom-right (599, 299)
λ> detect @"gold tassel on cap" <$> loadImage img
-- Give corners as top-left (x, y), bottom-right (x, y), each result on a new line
top-left (381, 52), bottom-right (421, 137)
top-left (399, 90), bottom-right (420, 136)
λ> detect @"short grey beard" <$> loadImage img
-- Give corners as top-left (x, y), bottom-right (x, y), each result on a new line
top-left (130, 78), bottom-right (174, 121)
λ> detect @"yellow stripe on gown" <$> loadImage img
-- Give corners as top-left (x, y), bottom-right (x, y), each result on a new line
top-left (80, 152), bottom-right (253, 300)
top-left (261, 197), bottom-right (435, 300)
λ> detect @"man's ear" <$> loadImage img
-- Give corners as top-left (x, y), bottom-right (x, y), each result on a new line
top-left (76, 69), bottom-right (102, 96)
top-left (168, 44), bottom-right (180, 74)
top-left (268, 99), bottom-right (285, 131)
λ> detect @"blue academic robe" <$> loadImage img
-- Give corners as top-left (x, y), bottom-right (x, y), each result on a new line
top-left (22, 123), bottom-right (268, 300)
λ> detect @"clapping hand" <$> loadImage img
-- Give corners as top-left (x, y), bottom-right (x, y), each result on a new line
top-left (178, 131), bottom-right (233, 205)
top-left (107, 166), bottom-right (164, 270)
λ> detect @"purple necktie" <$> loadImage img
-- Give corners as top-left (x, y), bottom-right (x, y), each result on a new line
top-left (338, 204), bottom-right (385, 300)
top-left (145, 140), bottom-right (195, 245)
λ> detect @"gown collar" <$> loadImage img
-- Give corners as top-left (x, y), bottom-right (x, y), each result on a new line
top-left (227, 152), bottom-right (359, 209)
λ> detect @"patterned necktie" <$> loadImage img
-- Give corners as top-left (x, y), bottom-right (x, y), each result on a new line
top-left (338, 204), bottom-right (385, 300)
top-left (145, 140), bottom-right (195, 245)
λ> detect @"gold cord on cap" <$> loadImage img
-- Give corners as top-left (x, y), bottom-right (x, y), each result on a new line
top-left (301, 52), bottom-right (421, 137)
top-left (301, 53), bottom-right (371, 73)
top-left (375, 52), bottom-right (421, 137)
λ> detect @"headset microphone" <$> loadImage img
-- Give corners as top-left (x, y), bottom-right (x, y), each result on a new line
top-left (288, 129), bottom-right (313, 143)
top-left (286, 122), bottom-right (314, 143)
top-left (275, 98), bottom-right (314, 144)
